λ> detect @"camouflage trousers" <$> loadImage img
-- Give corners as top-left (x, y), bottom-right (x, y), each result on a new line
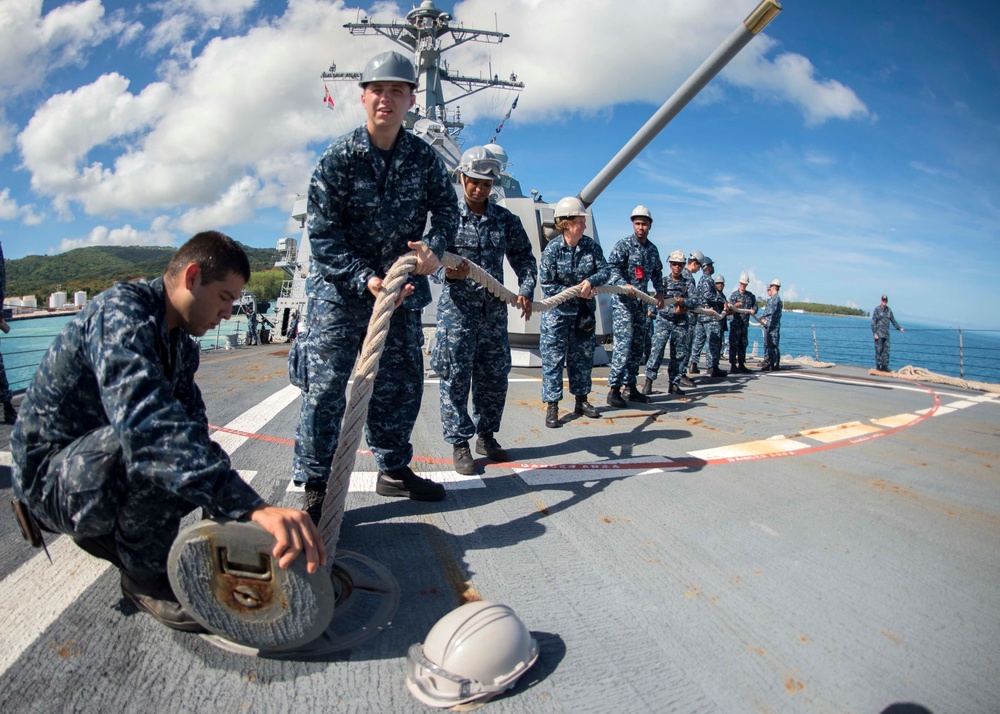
top-left (540, 311), bottom-right (595, 403)
top-left (22, 426), bottom-right (194, 578)
top-left (608, 297), bottom-right (648, 389)
top-left (874, 336), bottom-right (891, 371)
top-left (639, 313), bottom-right (655, 365)
top-left (431, 298), bottom-right (512, 444)
top-left (290, 298), bottom-right (424, 486)
top-left (729, 322), bottom-right (749, 366)
top-left (644, 316), bottom-right (688, 385)
top-left (690, 320), bottom-right (723, 369)
top-left (764, 328), bottom-right (781, 366)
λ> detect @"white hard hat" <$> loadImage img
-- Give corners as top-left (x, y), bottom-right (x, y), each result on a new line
top-left (739, 273), bottom-right (749, 284)
top-left (688, 250), bottom-right (704, 264)
top-left (458, 146), bottom-right (502, 180)
top-left (667, 250), bottom-right (685, 263)
top-left (630, 205), bottom-right (653, 223)
top-left (406, 601), bottom-right (539, 709)
top-left (769, 278), bottom-right (781, 288)
top-left (715, 274), bottom-right (725, 284)
top-left (553, 196), bottom-right (587, 220)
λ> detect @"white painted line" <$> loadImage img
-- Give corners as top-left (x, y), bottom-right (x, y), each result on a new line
top-left (871, 413), bottom-right (918, 428)
top-left (688, 437), bottom-right (810, 461)
top-left (750, 521), bottom-right (782, 537)
top-left (210, 384), bottom-right (300, 453)
top-left (931, 406), bottom-right (956, 416)
top-left (944, 400), bottom-right (978, 410)
top-left (287, 471), bottom-right (485, 492)
top-left (0, 450), bottom-right (11, 467)
top-left (795, 421), bottom-right (882, 444)
top-left (514, 456), bottom-right (684, 486)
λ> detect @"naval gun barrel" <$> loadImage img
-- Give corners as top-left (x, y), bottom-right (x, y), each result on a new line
top-left (577, 0), bottom-right (781, 209)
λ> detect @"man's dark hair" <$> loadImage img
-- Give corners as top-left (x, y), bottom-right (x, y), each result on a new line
top-left (166, 231), bottom-right (251, 284)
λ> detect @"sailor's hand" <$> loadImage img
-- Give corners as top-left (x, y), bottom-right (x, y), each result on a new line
top-left (368, 276), bottom-right (415, 308)
top-left (654, 293), bottom-right (664, 310)
top-left (408, 241), bottom-right (442, 275)
top-left (249, 505), bottom-right (327, 574)
top-left (578, 280), bottom-right (594, 299)
top-left (624, 285), bottom-right (637, 296)
top-left (445, 258), bottom-right (471, 281)
top-left (874, 335), bottom-right (879, 340)
top-left (900, 328), bottom-right (905, 333)
top-left (517, 295), bottom-right (533, 320)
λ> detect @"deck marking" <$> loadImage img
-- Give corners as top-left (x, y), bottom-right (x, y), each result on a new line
top-left (794, 421), bottom-right (883, 443)
top-left (871, 413), bottom-right (917, 428)
top-left (286, 470), bottom-right (484, 492)
top-left (514, 456), bottom-right (684, 486)
top-left (0, 465), bottom-right (255, 679)
top-left (688, 437), bottom-right (812, 460)
top-left (209, 384), bottom-right (300, 452)
top-left (0, 450), bottom-right (11, 467)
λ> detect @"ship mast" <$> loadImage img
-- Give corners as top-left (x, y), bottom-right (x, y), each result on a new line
top-left (321, 0), bottom-right (523, 136)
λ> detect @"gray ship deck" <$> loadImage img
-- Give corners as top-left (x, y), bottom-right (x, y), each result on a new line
top-left (2, 346), bottom-right (998, 713)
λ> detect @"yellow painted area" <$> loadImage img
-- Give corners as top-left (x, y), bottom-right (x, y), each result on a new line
top-left (795, 421), bottom-right (882, 443)
top-left (871, 413), bottom-right (917, 428)
top-left (688, 437), bottom-right (810, 460)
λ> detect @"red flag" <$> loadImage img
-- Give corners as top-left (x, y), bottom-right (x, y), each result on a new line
top-left (323, 84), bottom-right (335, 111)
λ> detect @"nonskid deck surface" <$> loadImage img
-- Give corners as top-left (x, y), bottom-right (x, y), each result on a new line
top-left (1, 346), bottom-right (998, 713)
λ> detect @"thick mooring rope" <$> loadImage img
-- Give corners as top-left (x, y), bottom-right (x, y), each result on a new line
top-left (869, 365), bottom-right (1000, 395)
top-left (315, 250), bottom-right (690, 558)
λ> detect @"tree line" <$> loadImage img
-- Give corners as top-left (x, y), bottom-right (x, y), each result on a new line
top-left (4, 244), bottom-right (287, 304)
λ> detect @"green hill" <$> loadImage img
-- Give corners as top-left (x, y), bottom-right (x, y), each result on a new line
top-left (4, 244), bottom-right (281, 301)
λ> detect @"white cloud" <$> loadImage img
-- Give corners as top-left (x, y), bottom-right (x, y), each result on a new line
top-left (0, 187), bottom-right (42, 224)
top-left (0, 0), bottom-right (126, 98)
top-left (174, 175), bottom-right (260, 233)
top-left (58, 216), bottom-right (175, 251)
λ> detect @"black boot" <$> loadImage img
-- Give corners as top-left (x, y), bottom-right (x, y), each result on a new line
top-left (709, 366), bottom-right (728, 378)
top-left (641, 378), bottom-right (653, 395)
top-left (606, 386), bottom-right (626, 408)
top-left (624, 385), bottom-right (650, 403)
top-left (689, 363), bottom-right (700, 374)
top-left (475, 434), bottom-right (508, 462)
top-left (3, 401), bottom-right (16, 424)
top-left (575, 395), bottom-right (601, 418)
top-left (545, 402), bottom-right (561, 428)
top-left (669, 383), bottom-right (686, 396)
top-left (452, 441), bottom-right (476, 475)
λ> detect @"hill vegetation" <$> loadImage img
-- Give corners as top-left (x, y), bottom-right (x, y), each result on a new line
top-left (778, 301), bottom-right (867, 317)
top-left (4, 244), bottom-right (284, 303)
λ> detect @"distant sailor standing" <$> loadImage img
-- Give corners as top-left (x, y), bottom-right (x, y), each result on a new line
top-left (539, 197), bottom-right (610, 428)
top-left (759, 278), bottom-right (783, 371)
top-left (677, 251), bottom-right (703, 387)
top-left (606, 205), bottom-right (664, 408)
top-left (728, 273), bottom-right (756, 373)
top-left (432, 146), bottom-right (536, 475)
top-left (871, 293), bottom-right (904, 372)
top-left (689, 255), bottom-right (721, 376)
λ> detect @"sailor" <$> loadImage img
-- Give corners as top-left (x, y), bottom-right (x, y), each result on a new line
top-left (705, 273), bottom-right (729, 377)
top-left (675, 251), bottom-right (703, 387)
top-left (871, 293), bottom-right (904, 372)
top-left (290, 51), bottom-right (459, 517)
top-left (0, 239), bottom-right (15, 423)
top-left (643, 250), bottom-right (699, 396)
top-left (606, 205), bottom-right (664, 408)
top-left (10, 232), bottom-right (324, 631)
top-left (759, 278), bottom-right (783, 370)
top-left (432, 146), bottom-right (536, 474)
top-left (689, 255), bottom-right (726, 377)
top-left (539, 197), bottom-right (610, 428)
top-left (728, 273), bottom-right (757, 373)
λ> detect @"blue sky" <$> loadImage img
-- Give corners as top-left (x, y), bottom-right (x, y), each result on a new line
top-left (0, 0), bottom-right (998, 329)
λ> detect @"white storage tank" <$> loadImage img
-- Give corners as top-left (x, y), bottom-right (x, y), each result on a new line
top-left (22, 296), bottom-right (37, 309)
top-left (74, 291), bottom-right (87, 307)
top-left (49, 292), bottom-right (67, 309)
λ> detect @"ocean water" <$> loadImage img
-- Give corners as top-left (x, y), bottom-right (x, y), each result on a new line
top-left (2, 310), bottom-right (998, 393)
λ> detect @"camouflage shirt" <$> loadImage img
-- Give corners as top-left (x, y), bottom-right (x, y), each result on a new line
top-left (871, 304), bottom-right (902, 338)
top-left (658, 272), bottom-right (699, 322)
top-left (306, 126), bottom-right (459, 314)
top-left (445, 200), bottom-right (537, 302)
top-left (12, 278), bottom-right (263, 519)
top-left (607, 234), bottom-right (664, 299)
top-left (761, 293), bottom-right (783, 331)
top-left (697, 273), bottom-right (724, 322)
top-left (539, 235), bottom-right (610, 317)
top-left (728, 288), bottom-right (757, 326)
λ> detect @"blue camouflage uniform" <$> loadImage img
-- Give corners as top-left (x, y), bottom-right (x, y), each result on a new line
top-left (290, 126), bottom-right (458, 487)
top-left (431, 200), bottom-right (536, 445)
top-left (607, 234), bottom-right (663, 389)
top-left (728, 287), bottom-right (757, 368)
top-left (689, 273), bottom-right (723, 369)
top-left (676, 267), bottom-right (699, 375)
top-left (639, 306), bottom-right (656, 365)
top-left (11, 279), bottom-right (264, 578)
top-left (539, 235), bottom-right (610, 403)
top-left (644, 271), bottom-right (699, 386)
top-left (871, 303), bottom-right (903, 371)
top-left (0, 241), bottom-right (10, 402)
top-left (760, 292), bottom-right (783, 367)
